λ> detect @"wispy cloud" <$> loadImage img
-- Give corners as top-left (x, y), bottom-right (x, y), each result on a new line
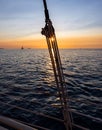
top-left (0, 0), bottom-right (102, 43)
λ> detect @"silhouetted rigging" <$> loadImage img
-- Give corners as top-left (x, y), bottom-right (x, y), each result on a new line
top-left (41, 0), bottom-right (72, 130)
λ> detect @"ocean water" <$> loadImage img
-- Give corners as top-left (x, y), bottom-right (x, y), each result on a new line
top-left (0, 49), bottom-right (102, 130)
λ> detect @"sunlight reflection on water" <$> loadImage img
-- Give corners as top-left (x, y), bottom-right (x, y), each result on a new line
top-left (0, 49), bottom-right (102, 129)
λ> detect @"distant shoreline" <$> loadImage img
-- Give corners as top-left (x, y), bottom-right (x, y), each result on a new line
top-left (0, 48), bottom-right (102, 50)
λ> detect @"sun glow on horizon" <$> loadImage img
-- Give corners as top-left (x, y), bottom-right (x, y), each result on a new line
top-left (0, 0), bottom-right (102, 49)
top-left (0, 34), bottom-right (102, 49)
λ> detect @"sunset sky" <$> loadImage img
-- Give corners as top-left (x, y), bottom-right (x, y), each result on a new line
top-left (0, 0), bottom-right (102, 49)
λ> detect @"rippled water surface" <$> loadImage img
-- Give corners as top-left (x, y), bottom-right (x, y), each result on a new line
top-left (0, 49), bottom-right (102, 129)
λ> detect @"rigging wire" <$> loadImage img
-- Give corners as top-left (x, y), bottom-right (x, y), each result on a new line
top-left (0, 94), bottom-right (102, 123)
top-left (0, 100), bottom-right (90, 130)
top-left (0, 101), bottom-right (64, 123)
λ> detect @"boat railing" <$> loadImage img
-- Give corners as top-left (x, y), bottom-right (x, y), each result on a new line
top-left (0, 91), bottom-right (102, 130)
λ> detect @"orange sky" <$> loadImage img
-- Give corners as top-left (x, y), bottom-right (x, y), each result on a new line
top-left (0, 35), bottom-right (102, 49)
top-left (0, 0), bottom-right (102, 49)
